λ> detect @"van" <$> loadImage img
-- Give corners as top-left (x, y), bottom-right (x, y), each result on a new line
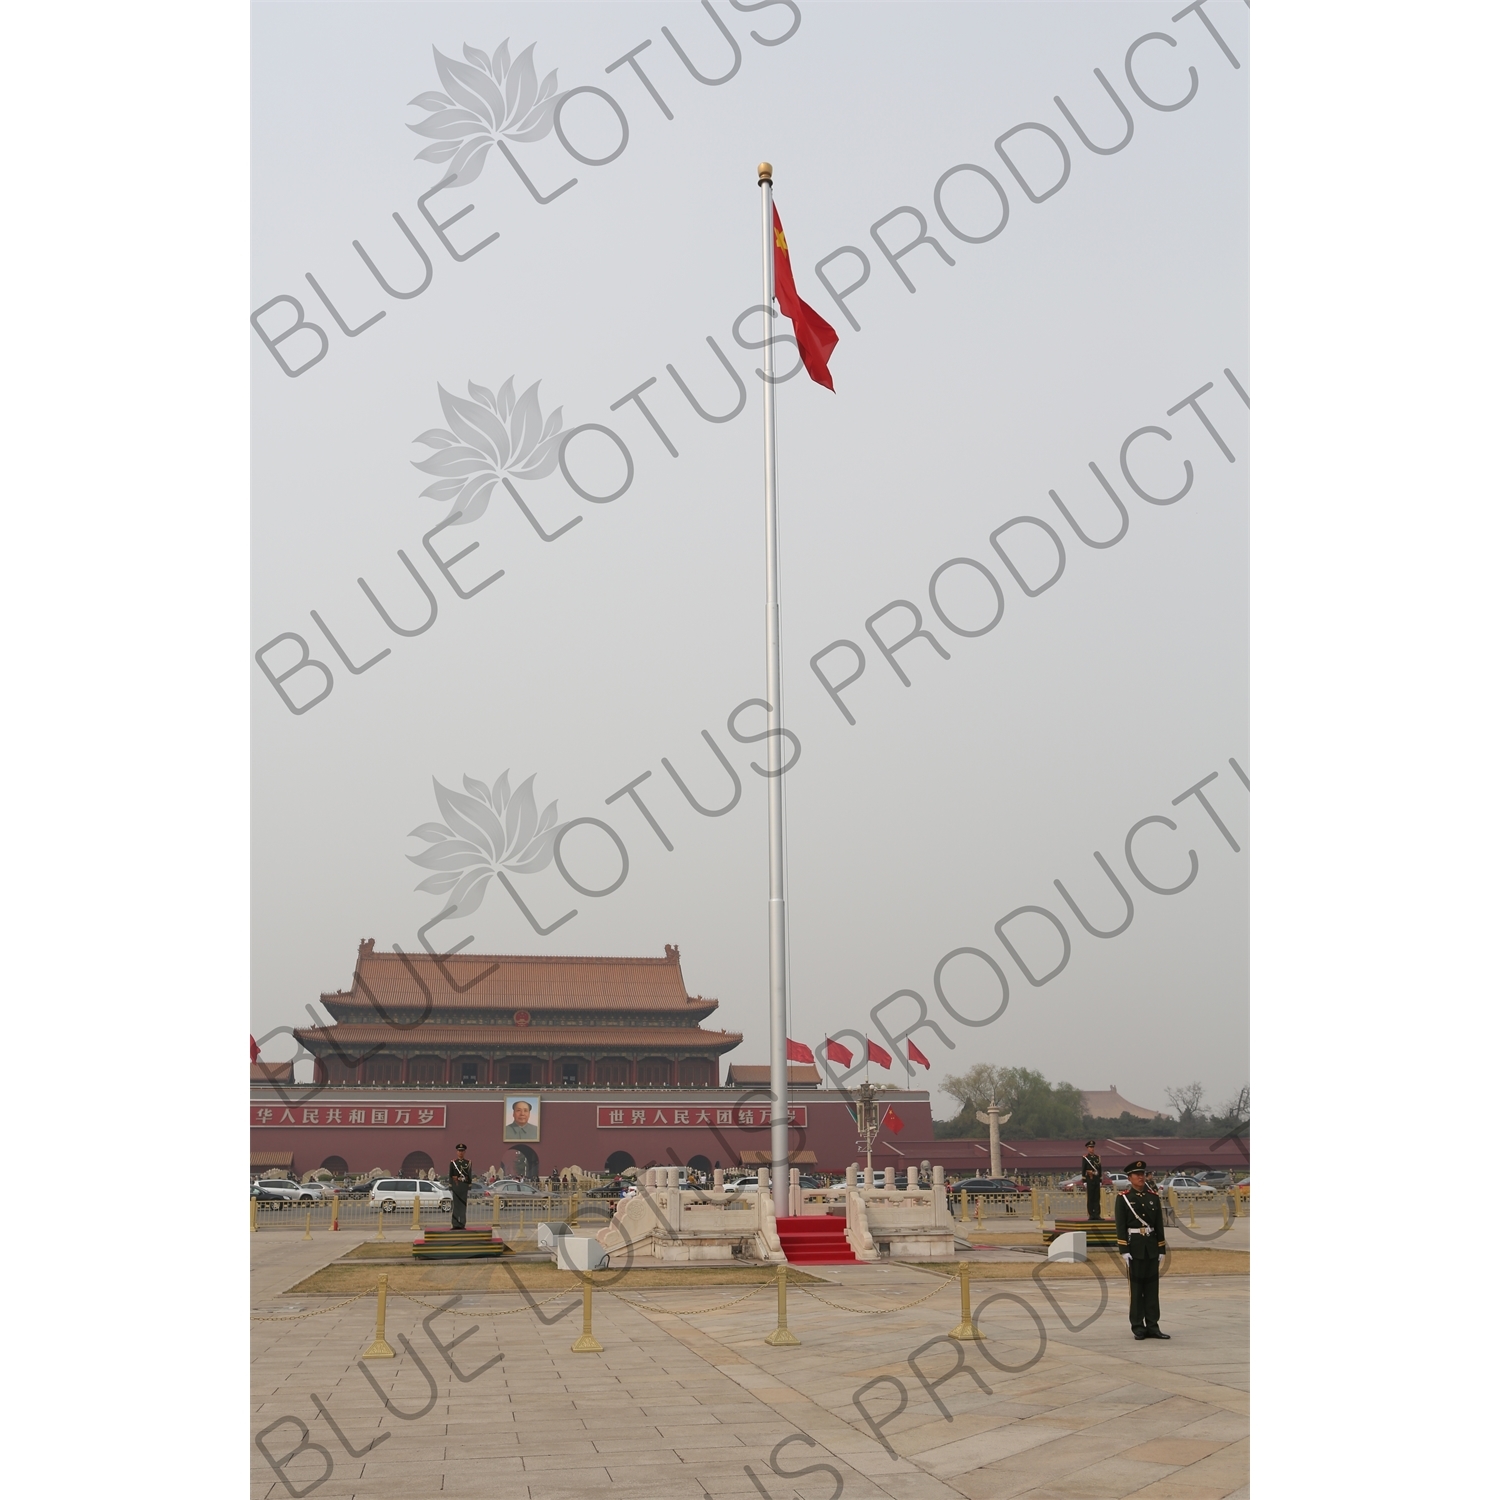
top-left (370, 1178), bottom-right (452, 1213)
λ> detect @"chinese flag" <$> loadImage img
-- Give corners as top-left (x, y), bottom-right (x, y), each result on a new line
top-left (774, 207), bottom-right (839, 391)
top-left (787, 1038), bottom-right (815, 1065)
top-left (884, 1107), bottom-right (906, 1134)
top-left (250, 1033), bottom-right (261, 1063)
top-left (866, 1038), bottom-right (893, 1069)
top-left (907, 1040), bottom-right (931, 1070)
top-left (824, 1037), bottom-right (854, 1067)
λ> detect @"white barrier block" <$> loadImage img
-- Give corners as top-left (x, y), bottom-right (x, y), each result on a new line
top-left (1048, 1231), bottom-right (1087, 1263)
top-left (557, 1235), bottom-right (608, 1271)
top-left (536, 1221), bottom-right (573, 1251)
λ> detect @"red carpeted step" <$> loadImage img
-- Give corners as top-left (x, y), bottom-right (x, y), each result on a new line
top-left (776, 1216), bottom-right (858, 1264)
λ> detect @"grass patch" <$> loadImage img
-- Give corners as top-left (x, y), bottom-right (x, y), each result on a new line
top-left (287, 1261), bottom-right (829, 1296)
top-left (926, 1249), bottom-right (1248, 1278)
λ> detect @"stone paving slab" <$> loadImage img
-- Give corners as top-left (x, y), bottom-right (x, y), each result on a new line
top-left (253, 1233), bottom-right (1248, 1498)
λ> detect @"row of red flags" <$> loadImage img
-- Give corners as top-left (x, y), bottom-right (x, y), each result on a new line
top-left (786, 1036), bottom-right (930, 1071)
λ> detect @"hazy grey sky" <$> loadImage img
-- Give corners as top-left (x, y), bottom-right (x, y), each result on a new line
top-left (252, 0), bottom-right (1248, 1119)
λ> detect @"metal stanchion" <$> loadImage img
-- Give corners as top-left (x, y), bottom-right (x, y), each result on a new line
top-left (960, 1189), bottom-right (969, 1223)
top-left (363, 1274), bottom-right (395, 1359)
top-left (492, 1192), bottom-right (500, 1231)
top-left (1221, 1197), bottom-right (1230, 1229)
top-left (1188, 1194), bottom-right (1198, 1229)
top-left (571, 1272), bottom-right (603, 1353)
top-left (251, 1197), bottom-right (258, 1233)
top-left (411, 1192), bottom-right (420, 1232)
top-left (949, 1261), bottom-right (982, 1341)
top-left (569, 1191), bottom-right (580, 1227)
top-left (303, 1206), bottom-right (312, 1240)
top-left (375, 1198), bottom-right (385, 1240)
top-left (765, 1264), bottom-right (800, 1347)
top-left (976, 1196), bottom-right (984, 1229)
top-left (329, 1193), bottom-right (340, 1232)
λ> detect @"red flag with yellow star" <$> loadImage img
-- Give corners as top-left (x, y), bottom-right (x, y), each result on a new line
top-left (773, 207), bottom-right (838, 391)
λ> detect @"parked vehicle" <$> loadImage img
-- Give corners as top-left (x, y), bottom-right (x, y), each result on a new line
top-left (253, 1178), bottom-right (323, 1202)
top-left (1057, 1175), bottom-right (1088, 1191)
top-left (1159, 1175), bottom-right (1214, 1197)
top-left (585, 1179), bottom-right (628, 1198)
top-left (251, 1180), bottom-right (301, 1206)
top-left (340, 1179), bottom-right (374, 1198)
top-left (1105, 1173), bottom-right (1133, 1189)
top-left (370, 1178), bottom-right (452, 1213)
top-left (947, 1176), bottom-right (1028, 1197)
top-left (481, 1178), bottom-right (540, 1198)
top-left (720, 1176), bottom-right (760, 1194)
top-left (1193, 1170), bottom-right (1237, 1188)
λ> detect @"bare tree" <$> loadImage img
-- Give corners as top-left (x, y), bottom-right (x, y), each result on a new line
top-left (1217, 1085), bottom-right (1250, 1122)
top-left (1165, 1081), bottom-right (1206, 1122)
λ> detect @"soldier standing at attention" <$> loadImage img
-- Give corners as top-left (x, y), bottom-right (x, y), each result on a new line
top-left (1115, 1159), bottom-right (1170, 1340)
top-left (1082, 1138), bottom-right (1104, 1221)
top-left (448, 1143), bottom-right (474, 1230)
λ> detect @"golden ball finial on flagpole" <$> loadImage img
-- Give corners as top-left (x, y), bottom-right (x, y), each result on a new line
top-left (757, 162), bottom-right (773, 184)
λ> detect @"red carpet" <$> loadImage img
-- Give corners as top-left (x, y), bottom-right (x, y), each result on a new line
top-left (777, 1216), bottom-right (857, 1265)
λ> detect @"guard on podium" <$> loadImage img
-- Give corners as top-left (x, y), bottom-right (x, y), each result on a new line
top-left (1115, 1159), bottom-right (1170, 1340)
top-left (448, 1143), bottom-right (474, 1230)
top-left (1082, 1139), bottom-right (1104, 1220)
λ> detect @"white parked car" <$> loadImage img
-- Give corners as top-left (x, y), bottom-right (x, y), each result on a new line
top-left (1159, 1175), bottom-right (1214, 1197)
top-left (371, 1178), bottom-right (452, 1213)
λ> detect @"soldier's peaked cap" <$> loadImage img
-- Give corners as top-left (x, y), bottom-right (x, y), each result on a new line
top-left (455, 1143), bottom-right (467, 1150)
top-left (1125, 1159), bottom-right (1148, 1173)
top-left (1084, 1138), bottom-right (1096, 1147)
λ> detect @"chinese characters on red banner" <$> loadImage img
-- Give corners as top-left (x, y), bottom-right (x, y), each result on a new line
top-left (595, 1106), bottom-right (808, 1129)
top-left (250, 1105), bottom-right (447, 1127)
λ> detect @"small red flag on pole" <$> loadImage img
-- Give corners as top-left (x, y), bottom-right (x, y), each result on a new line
top-left (865, 1038), bottom-right (893, 1069)
top-left (824, 1037), bottom-right (854, 1067)
top-left (787, 1038), bottom-right (815, 1065)
top-left (907, 1040), bottom-right (931, 1070)
top-left (884, 1107), bottom-right (906, 1134)
top-left (250, 1034), bottom-right (261, 1063)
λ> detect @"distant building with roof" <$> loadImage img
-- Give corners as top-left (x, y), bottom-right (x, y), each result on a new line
top-left (1079, 1084), bottom-right (1166, 1120)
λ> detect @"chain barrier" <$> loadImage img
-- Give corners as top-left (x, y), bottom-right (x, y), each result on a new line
top-left (790, 1273), bottom-right (958, 1315)
top-left (251, 1289), bottom-right (374, 1322)
top-left (392, 1289), bottom-right (574, 1316)
top-left (605, 1279), bottom-right (777, 1316)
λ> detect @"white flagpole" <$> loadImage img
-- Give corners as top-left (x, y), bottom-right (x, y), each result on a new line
top-left (758, 161), bottom-right (790, 1220)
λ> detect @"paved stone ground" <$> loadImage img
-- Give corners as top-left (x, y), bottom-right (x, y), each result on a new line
top-left (253, 1233), bottom-right (1248, 1499)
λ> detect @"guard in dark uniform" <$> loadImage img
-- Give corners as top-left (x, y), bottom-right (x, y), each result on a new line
top-left (1082, 1139), bottom-right (1104, 1221)
top-left (1114, 1159), bottom-right (1170, 1340)
top-left (448, 1143), bottom-right (474, 1230)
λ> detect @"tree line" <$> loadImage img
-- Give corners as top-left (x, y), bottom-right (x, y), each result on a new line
top-left (934, 1065), bottom-right (1249, 1140)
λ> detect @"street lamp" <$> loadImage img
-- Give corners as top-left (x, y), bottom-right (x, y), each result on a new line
top-left (855, 1080), bottom-right (880, 1185)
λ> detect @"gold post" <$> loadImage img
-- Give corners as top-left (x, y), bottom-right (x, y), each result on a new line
top-left (303, 1206), bottom-right (312, 1240)
top-left (1222, 1197), bottom-right (1230, 1229)
top-left (569, 1191), bottom-right (579, 1227)
top-left (960, 1189), bottom-right (969, 1223)
top-left (492, 1190), bottom-right (500, 1230)
top-left (251, 1196), bottom-right (258, 1233)
top-left (571, 1271), bottom-right (604, 1353)
top-left (949, 1260), bottom-right (982, 1341)
top-left (765, 1263), bottom-right (801, 1346)
top-left (1188, 1194), bottom-right (1198, 1229)
top-left (412, 1190), bottom-right (420, 1232)
top-left (976, 1196), bottom-right (984, 1229)
top-left (363, 1273), bottom-right (395, 1359)
top-left (330, 1193), bottom-right (339, 1232)
top-left (375, 1197), bottom-right (385, 1240)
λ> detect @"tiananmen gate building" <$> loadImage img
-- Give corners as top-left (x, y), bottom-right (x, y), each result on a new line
top-left (251, 941), bottom-right (1246, 1181)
